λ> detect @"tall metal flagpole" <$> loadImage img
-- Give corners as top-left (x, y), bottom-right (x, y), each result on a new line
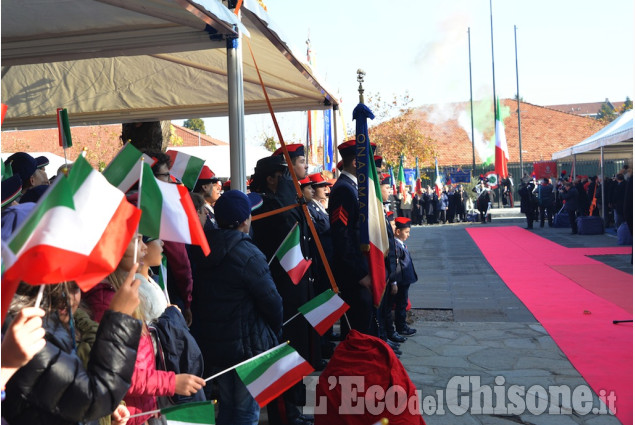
top-left (515, 25), bottom-right (523, 177)
top-left (468, 27), bottom-right (476, 177)
top-left (489, 0), bottom-right (501, 208)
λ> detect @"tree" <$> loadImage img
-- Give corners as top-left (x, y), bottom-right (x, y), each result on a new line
top-left (263, 136), bottom-right (277, 152)
top-left (366, 91), bottom-right (437, 169)
top-left (513, 93), bottom-right (525, 102)
top-left (619, 96), bottom-right (633, 114)
top-left (183, 118), bottom-right (207, 134)
top-left (121, 121), bottom-right (170, 152)
top-left (596, 100), bottom-right (617, 124)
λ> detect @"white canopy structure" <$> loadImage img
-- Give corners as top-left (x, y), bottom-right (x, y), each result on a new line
top-left (167, 145), bottom-right (271, 179)
top-left (552, 110), bottom-right (633, 161)
top-left (1, 0), bottom-right (339, 190)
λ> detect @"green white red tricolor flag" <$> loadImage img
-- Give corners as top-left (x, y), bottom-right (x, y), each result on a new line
top-left (273, 222), bottom-right (311, 285)
top-left (138, 163), bottom-right (210, 256)
top-left (434, 157), bottom-right (443, 196)
top-left (57, 108), bottom-right (73, 148)
top-left (235, 342), bottom-right (314, 407)
top-left (397, 155), bottom-right (406, 198)
top-left (102, 143), bottom-right (155, 193)
top-left (163, 401), bottom-right (216, 425)
top-left (297, 289), bottom-right (349, 335)
top-left (2, 155), bottom-right (141, 321)
top-left (166, 150), bottom-right (205, 190)
top-left (494, 97), bottom-right (509, 178)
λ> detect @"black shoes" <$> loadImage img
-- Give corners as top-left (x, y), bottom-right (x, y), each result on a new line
top-left (388, 332), bottom-right (407, 343)
top-left (397, 326), bottom-right (417, 336)
top-left (385, 339), bottom-right (402, 356)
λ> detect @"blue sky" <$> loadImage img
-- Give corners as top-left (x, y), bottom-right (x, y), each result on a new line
top-left (194, 0), bottom-right (633, 147)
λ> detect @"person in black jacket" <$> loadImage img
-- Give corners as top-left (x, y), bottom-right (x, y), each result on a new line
top-left (2, 269), bottom-right (143, 425)
top-left (561, 181), bottom-right (579, 234)
top-left (191, 190), bottom-right (282, 425)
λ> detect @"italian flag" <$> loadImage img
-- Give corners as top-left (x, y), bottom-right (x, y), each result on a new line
top-left (163, 401), bottom-right (215, 424)
top-left (274, 222), bottom-right (311, 285)
top-left (166, 150), bottom-right (205, 190)
top-left (57, 108), bottom-right (72, 148)
top-left (397, 155), bottom-right (406, 199)
top-left (235, 342), bottom-right (314, 408)
top-left (494, 97), bottom-right (509, 178)
top-left (139, 163), bottom-right (210, 256)
top-left (2, 156), bottom-right (141, 317)
top-left (102, 143), bottom-right (155, 193)
top-left (434, 157), bottom-right (443, 196)
top-left (297, 289), bottom-right (349, 335)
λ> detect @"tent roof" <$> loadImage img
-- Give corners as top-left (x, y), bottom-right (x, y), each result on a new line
top-left (1, 0), bottom-right (338, 130)
top-left (552, 110), bottom-right (633, 161)
top-left (167, 145), bottom-right (271, 178)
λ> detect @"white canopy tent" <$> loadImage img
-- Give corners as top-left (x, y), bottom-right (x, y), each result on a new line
top-left (168, 145), bottom-right (271, 179)
top-left (552, 110), bottom-right (633, 161)
top-left (1, 0), bottom-right (339, 190)
top-left (552, 110), bottom-right (633, 222)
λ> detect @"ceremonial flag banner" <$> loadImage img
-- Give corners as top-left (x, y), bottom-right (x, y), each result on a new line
top-left (57, 108), bottom-right (72, 148)
top-left (139, 163), bottom-right (210, 256)
top-left (102, 143), bottom-right (155, 193)
top-left (353, 102), bottom-right (389, 308)
top-left (397, 156), bottom-right (406, 198)
top-left (494, 97), bottom-right (509, 178)
top-left (434, 158), bottom-right (443, 196)
top-left (415, 157), bottom-right (422, 193)
top-left (274, 223), bottom-right (312, 285)
top-left (3, 156), bottom-right (141, 316)
top-left (163, 401), bottom-right (215, 425)
top-left (166, 150), bottom-right (205, 190)
top-left (236, 343), bottom-right (314, 408)
top-left (389, 166), bottom-right (397, 195)
top-left (298, 289), bottom-right (349, 335)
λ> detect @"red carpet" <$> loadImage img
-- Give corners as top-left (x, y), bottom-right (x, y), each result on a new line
top-left (467, 226), bottom-right (632, 424)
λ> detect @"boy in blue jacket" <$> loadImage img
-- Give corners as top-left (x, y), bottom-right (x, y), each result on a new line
top-left (393, 217), bottom-right (418, 336)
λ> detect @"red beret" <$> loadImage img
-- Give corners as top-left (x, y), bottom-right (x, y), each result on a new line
top-left (198, 165), bottom-right (215, 181)
top-left (395, 216), bottom-right (411, 229)
top-left (299, 176), bottom-right (312, 187)
top-left (308, 172), bottom-right (331, 186)
top-left (273, 143), bottom-right (305, 158)
top-left (380, 173), bottom-right (391, 185)
top-left (374, 155), bottom-right (383, 168)
top-left (386, 210), bottom-right (395, 221)
top-left (222, 180), bottom-right (231, 190)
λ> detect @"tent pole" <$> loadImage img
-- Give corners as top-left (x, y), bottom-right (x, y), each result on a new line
top-left (600, 146), bottom-right (605, 221)
top-left (227, 26), bottom-right (246, 193)
top-left (332, 104), bottom-right (340, 178)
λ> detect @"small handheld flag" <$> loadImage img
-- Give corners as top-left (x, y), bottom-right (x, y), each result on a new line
top-left (163, 401), bottom-right (216, 424)
top-left (270, 222), bottom-right (312, 285)
top-left (57, 108), bottom-right (73, 148)
top-left (298, 289), bottom-right (349, 335)
top-left (165, 150), bottom-right (206, 190)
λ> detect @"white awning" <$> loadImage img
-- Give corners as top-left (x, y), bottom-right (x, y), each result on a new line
top-left (552, 110), bottom-right (633, 160)
top-left (1, 0), bottom-right (338, 130)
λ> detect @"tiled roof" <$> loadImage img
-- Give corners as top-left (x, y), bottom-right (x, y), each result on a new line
top-left (380, 99), bottom-right (606, 167)
top-left (1, 123), bottom-right (227, 169)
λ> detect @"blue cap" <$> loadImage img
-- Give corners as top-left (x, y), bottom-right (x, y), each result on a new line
top-left (215, 190), bottom-right (262, 229)
top-left (5, 152), bottom-right (37, 185)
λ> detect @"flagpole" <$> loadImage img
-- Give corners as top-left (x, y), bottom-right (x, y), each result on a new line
top-left (204, 341), bottom-right (289, 382)
top-left (133, 157), bottom-right (144, 265)
top-left (282, 312), bottom-right (301, 327)
top-left (468, 27), bottom-right (476, 177)
top-left (34, 285), bottom-right (45, 309)
top-left (268, 222), bottom-right (299, 265)
top-left (489, 0), bottom-right (501, 208)
top-left (515, 24), bottom-right (523, 177)
top-left (127, 408), bottom-right (162, 420)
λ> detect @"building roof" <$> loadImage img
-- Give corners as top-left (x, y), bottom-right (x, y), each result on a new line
top-left (546, 100), bottom-right (626, 116)
top-left (380, 99), bottom-right (606, 167)
top-left (1, 123), bottom-right (227, 169)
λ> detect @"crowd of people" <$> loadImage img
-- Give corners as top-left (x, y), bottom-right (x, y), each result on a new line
top-left (1, 142), bottom-right (424, 425)
top-left (393, 184), bottom-right (472, 225)
top-left (517, 169), bottom-right (633, 234)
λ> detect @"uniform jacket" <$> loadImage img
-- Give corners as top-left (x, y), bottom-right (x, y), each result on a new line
top-left (308, 199), bottom-right (334, 292)
top-left (328, 173), bottom-right (368, 286)
top-left (395, 239), bottom-right (418, 286)
top-left (191, 228), bottom-right (282, 372)
top-left (538, 183), bottom-right (554, 207)
top-left (562, 186), bottom-right (579, 212)
top-left (2, 310), bottom-right (142, 425)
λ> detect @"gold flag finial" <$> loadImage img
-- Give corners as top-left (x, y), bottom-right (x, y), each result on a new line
top-left (357, 69), bottom-right (366, 104)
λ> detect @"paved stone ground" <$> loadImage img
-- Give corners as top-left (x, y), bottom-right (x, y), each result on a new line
top-left (403, 210), bottom-right (630, 424)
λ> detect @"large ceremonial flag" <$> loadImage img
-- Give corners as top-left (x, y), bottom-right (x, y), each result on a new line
top-left (353, 102), bottom-right (389, 308)
top-left (323, 110), bottom-right (333, 172)
top-left (166, 150), bottom-right (205, 190)
top-left (163, 401), bottom-right (215, 425)
top-left (414, 157), bottom-right (422, 193)
top-left (3, 156), bottom-right (141, 318)
top-left (298, 289), bottom-right (349, 335)
top-left (138, 163), bottom-right (210, 256)
top-left (235, 342), bottom-right (314, 407)
top-left (272, 222), bottom-right (312, 285)
top-left (56, 108), bottom-right (73, 148)
top-left (434, 157), bottom-right (443, 196)
top-left (102, 143), bottom-right (155, 193)
top-left (494, 97), bottom-right (509, 178)
top-left (388, 165), bottom-right (397, 196)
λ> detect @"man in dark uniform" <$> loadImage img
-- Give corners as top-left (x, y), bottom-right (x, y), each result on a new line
top-left (328, 140), bottom-right (373, 337)
top-left (192, 165), bottom-right (220, 230)
top-left (249, 145), bottom-right (319, 425)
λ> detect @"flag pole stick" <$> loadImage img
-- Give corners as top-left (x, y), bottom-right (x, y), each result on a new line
top-left (127, 408), bottom-right (161, 420)
top-left (133, 157), bottom-right (144, 265)
top-left (342, 312), bottom-right (351, 330)
top-left (204, 341), bottom-right (289, 382)
top-left (34, 285), bottom-right (45, 309)
top-left (268, 222), bottom-right (298, 266)
top-left (282, 312), bottom-right (301, 327)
